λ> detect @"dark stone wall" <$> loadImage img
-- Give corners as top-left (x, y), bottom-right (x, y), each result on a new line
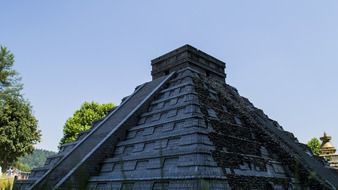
top-left (192, 75), bottom-right (330, 190)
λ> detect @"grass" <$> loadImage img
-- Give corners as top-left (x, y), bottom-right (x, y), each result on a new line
top-left (0, 175), bottom-right (13, 190)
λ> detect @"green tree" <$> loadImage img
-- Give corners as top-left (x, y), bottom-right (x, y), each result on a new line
top-left (0, 46), bottom-right (22, 96)
top-left (14, 161), bottom-right (31, 172)
top-left (59, 101), bottom-right (115, 146)
top-left (0, 47), bottom-right (16, 88)
top-left (307, 137), bottom-right (321, 156)
top-left (0, 46), bottom-right (41, 173)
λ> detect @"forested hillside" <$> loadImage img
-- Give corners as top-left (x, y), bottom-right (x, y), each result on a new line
top-left (17, 149), bottom-right (56, 171)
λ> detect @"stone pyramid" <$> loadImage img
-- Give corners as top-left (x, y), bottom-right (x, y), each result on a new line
top-left (14, 45), bottom-right (338, 190)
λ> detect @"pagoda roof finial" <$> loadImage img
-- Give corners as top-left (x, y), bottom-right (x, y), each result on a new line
top-left (320, 132), bottom-right (332, 143)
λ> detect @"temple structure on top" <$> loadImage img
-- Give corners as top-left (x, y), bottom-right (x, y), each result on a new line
top-left (151, 45), bottom-right (226, 83)
top-left (320, 132), bottom-right (338, 169)
top-left (14, 45), bottom-right (338, 190)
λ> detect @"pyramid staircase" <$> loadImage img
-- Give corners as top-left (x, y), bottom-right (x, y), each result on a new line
top-left (14, 45), bottom-right (338, 190)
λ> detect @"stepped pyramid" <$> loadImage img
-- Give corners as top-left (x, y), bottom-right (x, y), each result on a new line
top-left (14, 45), bottom-right (338, 190)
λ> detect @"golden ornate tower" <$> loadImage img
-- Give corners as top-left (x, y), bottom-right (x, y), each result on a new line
top-left (320, 132), bottom-right (338, 169)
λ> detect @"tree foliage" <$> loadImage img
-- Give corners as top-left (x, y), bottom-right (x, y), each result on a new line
top-left (307, 137), bottom-right (321, 156)
top-left (0, 47), bottom-right (16, 89)
top-left (14, 161), bottom-right (31, 172)
top-left (0, 46), bottom-right (41, 173)
top-left (59, 102), bottom-right (115, 146)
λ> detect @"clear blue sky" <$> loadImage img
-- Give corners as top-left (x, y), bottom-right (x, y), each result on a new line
top-left (1, 1), bottom-right (337, 151)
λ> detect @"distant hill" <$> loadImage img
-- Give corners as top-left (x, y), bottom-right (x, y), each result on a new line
top-left (17, 149), bottom-right (56, 171)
